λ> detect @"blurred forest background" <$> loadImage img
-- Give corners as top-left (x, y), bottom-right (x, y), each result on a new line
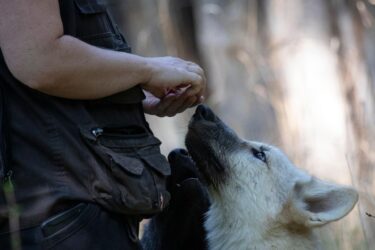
top-left (105, 0), bottom-right (375, 249)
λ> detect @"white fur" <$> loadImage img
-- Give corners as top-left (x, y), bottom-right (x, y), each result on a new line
top-left (204, 141), bottom-right (358, 250)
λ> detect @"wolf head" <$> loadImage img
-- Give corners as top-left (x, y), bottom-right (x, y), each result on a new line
top-left (186, 105), bottom-right (358, 248)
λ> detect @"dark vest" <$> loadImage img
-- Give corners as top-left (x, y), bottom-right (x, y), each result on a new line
top-left (0, 0), bottom-right (170, 231)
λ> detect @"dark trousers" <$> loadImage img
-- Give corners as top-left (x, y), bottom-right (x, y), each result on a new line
top-left (0, 203), bottom-right (143, 250)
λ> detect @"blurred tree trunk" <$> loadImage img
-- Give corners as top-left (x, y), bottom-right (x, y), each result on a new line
top-left (333, 1), bottom-right (375, 246)
top-left (264, 0), bottom-right (374, 248)
top-left (107, 0), bottom-right (374, 248)
top-left (193, 0), bottom-right (281, 143)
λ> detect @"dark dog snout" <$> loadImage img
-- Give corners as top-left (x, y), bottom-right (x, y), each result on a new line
top-left (168, 148), bottom-right (190, 162)
top-left (193, 105), bottom-right (216, 122)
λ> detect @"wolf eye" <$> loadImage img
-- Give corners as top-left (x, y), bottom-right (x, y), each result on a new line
top-left (252, 148), bottom-right (267, 163)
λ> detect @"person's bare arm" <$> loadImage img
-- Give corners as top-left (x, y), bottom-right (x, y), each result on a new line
top-left (0, 0), bottom-right (205, 101)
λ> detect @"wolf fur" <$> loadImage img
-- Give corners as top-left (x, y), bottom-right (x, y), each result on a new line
top-left (141, 148), bottom-right (210, 250)
top-left (185, 105), bottom-right (358, 250)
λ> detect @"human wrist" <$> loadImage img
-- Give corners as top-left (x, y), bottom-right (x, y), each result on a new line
top-left (139, 57), bottom-right (156, 89)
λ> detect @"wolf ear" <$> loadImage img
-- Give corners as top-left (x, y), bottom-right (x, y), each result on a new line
top-left (289, 178), bottom-right (358, 227)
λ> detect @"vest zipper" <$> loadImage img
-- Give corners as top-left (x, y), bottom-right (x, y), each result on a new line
top-left (91, 127), bottom-right (104, 138)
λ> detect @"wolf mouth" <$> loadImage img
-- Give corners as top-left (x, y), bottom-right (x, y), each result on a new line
top-left (185, 105), bottom-right (229, 187)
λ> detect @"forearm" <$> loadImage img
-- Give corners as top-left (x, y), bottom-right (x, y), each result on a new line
top-left (0, 0), bottom-right (206, 116)
top-left (5, 35), bottom-right (151, 100)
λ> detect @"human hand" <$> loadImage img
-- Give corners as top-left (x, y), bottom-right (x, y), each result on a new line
top-left (142, 56), bottom-right (206, 101)
top-left (142, 89), bottom-right (204, 117)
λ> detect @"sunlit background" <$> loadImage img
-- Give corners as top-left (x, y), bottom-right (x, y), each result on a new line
top-left (105, 0), bottom-right (375, 248)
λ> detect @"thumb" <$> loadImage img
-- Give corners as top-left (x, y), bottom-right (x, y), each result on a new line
top-left (184, 73), bottom-right (203, 96)
top-left (142, 85), bottom-right (167, 99)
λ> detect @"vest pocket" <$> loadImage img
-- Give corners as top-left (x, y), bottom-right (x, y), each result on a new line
top-left (74, 0), bottom-right (114, 37)
top-left (79, 124), bottom-right (171, 216)
top-left (73, 0), bottom-right (106, 14)
top-left (73, 0), bottom-right (131, 52)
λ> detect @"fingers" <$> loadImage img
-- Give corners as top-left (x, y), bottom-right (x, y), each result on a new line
top-left (142, 85), bottom-right (168, 99)
top-left (143, 91), bottom-right (200, 117)
top-left (187, 63), bottom-right (204, 76)
top-left (160, 70), bottom-right (205, 116)
top-left (191, 95), bottom-right (204, 108)
top-left (184, 62), bottom-right (206, 97)
top-left (142, 56), bottom-right (206, 100)
top-left (157, 94), bottom-right (178, 114)
top-left (142, 57), bottom-right (206, 116)
top-left (178, 95), bottom-right (198, 113)
top-left (157, 94), bottom-right (191, 117)
top-left (164, 94), bottom-right (197, 116)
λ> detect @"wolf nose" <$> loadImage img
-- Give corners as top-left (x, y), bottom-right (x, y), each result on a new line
top-left (168, 148), bottom-right (189, 162)
top-left (194, 104), bottom-right (216, 121)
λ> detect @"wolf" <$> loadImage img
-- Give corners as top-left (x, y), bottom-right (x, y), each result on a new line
top-left (185, 105), bottom-right (358, 250)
